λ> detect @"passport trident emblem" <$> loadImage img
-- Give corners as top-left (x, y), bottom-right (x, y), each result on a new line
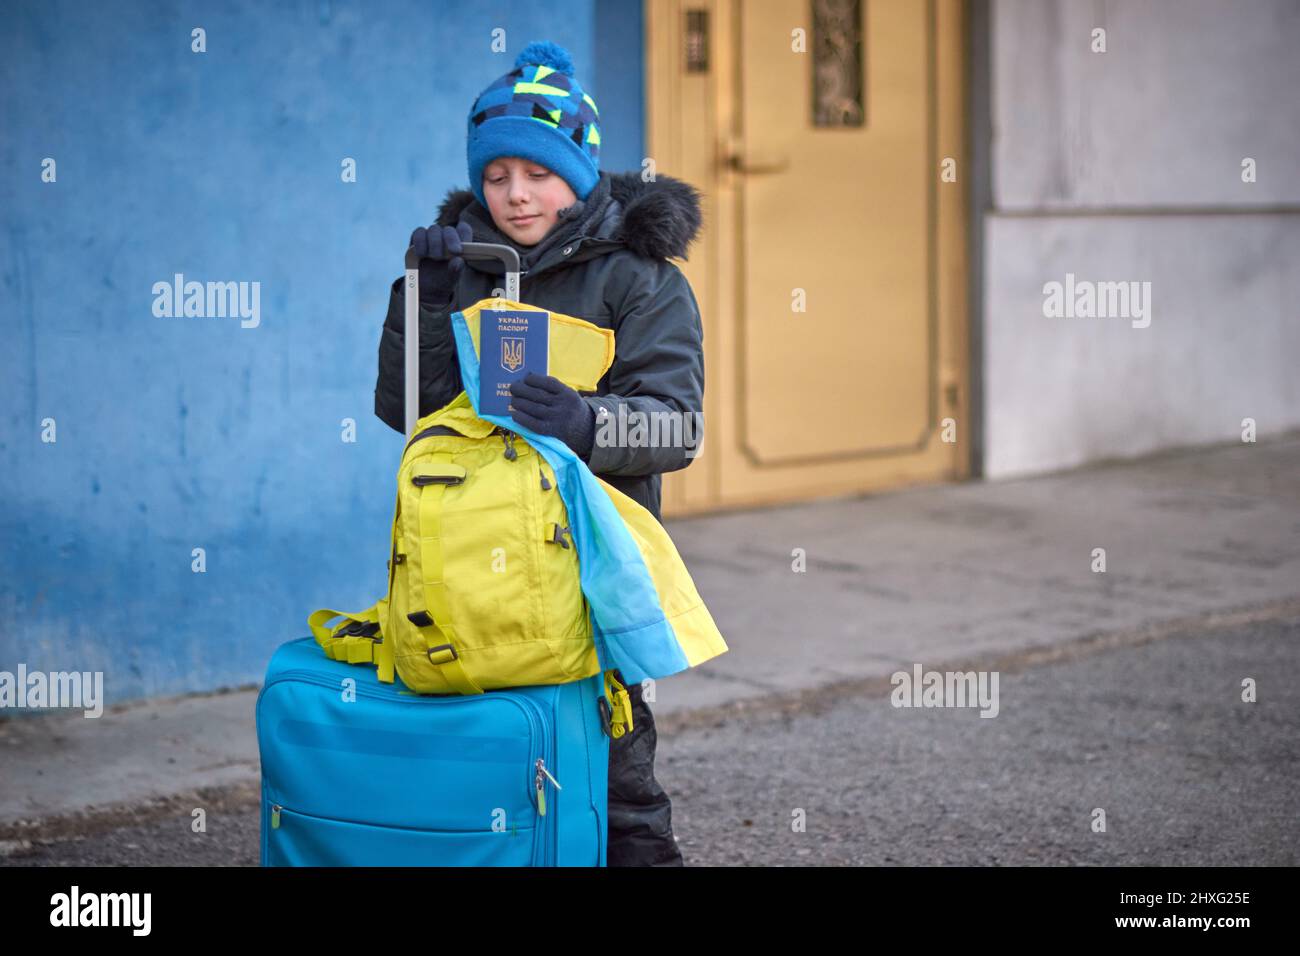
top-left (501, 336), bottom-right (525, 372)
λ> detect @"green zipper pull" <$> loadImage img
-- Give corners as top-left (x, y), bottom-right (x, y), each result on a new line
top-left (271, 805), bottom-right (281, 829)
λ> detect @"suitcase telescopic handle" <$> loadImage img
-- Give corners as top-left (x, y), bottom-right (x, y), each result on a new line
top-left (403, 242), bottom-right (522, 437)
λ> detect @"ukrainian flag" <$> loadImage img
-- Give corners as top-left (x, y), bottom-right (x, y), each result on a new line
top-left (451, 300), bottom-right (729, 684)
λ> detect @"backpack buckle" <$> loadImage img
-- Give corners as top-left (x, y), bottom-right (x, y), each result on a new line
top-left (335, 620), bottom-right (380, 640)
top-left (427, 643), bottom-right (459, 664)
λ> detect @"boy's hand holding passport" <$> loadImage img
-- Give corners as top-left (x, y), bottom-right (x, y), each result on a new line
top-left (481, 308), bottom-right (596, 461)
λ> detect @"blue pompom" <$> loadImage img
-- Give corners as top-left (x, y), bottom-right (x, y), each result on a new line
top-left (515, 41), bottom-right (574, 76)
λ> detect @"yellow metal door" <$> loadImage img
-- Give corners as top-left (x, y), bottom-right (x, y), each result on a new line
top-left (649, 0), bottom-right (969, 515)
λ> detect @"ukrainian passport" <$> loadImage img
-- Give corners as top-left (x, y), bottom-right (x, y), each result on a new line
top-left (479, 308), bottom-right (549, 416)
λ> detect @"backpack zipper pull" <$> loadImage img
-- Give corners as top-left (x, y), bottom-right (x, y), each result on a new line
top-left (271, 804), bottom-right (281, 829)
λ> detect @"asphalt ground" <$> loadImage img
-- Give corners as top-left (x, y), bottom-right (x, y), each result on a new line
top-left (4, 608), bottom-right (1294, 866)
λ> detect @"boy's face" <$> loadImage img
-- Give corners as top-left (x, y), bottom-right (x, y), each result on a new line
top-left (482, 157), bottom-right (578, 247)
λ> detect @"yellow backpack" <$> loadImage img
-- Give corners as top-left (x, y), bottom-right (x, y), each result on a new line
top-left (309, 303), bottom-right (637, 735)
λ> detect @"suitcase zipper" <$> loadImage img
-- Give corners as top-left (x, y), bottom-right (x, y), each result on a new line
top-left (266, 801), bottom-right (539, 840)
top-left (522, 693), bottom-right (559, 863)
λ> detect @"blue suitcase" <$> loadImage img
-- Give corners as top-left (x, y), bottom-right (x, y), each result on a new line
top-left (257, 637), bottom-right (610, 866)
top-left (258, 242), bottom-right (612, 867)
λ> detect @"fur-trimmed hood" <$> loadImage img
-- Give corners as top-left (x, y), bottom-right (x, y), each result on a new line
top-left (433, 170), bottom-right (703, 262)
top-left (381, 172), bottom-right (708, 523)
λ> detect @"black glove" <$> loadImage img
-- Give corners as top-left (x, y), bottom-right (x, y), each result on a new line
top-left (409, 222), bottom-right (473, 309)
top-left (507, 372), bottom-right (597, 460)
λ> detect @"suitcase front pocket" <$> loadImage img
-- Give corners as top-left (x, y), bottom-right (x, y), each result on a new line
top-left (259, 673), bottom-right (550, 829)
top-left (264, 802), bottom-right (537, 867)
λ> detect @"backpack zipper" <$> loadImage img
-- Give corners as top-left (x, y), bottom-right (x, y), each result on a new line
top-left (404, 423), bottom-right (463, 454)
top-left (408, 421), bottom-right (520, 461)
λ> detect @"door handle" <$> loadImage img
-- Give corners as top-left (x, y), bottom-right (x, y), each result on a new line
top-left (721, 139), bottom-right (790, 175)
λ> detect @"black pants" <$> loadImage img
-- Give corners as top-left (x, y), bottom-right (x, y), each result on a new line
top-left (606, 672), bottom-right (684, 866)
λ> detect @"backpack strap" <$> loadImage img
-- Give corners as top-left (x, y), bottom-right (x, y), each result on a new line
top-left (309, 601), bottom-right (394, 683)
top-left (407, 451), bottom-right (482, 695)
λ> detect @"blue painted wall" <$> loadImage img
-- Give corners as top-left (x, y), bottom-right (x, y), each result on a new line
top-left (0, 0), bottom-right (644, 707)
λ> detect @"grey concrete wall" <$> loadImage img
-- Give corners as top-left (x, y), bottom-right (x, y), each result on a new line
top-left (982, 0), bottom-right (1300, 478)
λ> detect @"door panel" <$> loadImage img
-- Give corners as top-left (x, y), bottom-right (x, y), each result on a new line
top-left (648, 0), bottom-right (969, 515)
top-left (740, 0), bottom-right (932, 461)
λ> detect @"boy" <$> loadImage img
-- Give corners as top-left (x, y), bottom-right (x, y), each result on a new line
top-left (373, 41), bottom-right (706, 867)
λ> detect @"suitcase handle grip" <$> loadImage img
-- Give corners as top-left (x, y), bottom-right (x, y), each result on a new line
top-left (403, 240), bottom-right (520, 276)
top-left (404, 242), bottom-right (522, 436)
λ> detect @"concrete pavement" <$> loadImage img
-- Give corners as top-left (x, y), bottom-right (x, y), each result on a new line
top-left (8, 606), bottom-right (1296, 866)
top-left (3, 431), bottom-right (1297, 836)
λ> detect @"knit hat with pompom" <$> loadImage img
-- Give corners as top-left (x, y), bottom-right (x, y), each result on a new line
top-left (466, 40), bottom-right (602, 208)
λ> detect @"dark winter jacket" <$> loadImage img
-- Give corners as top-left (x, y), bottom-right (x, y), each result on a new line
top-left (374, 169), bottom-right (706, 523)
